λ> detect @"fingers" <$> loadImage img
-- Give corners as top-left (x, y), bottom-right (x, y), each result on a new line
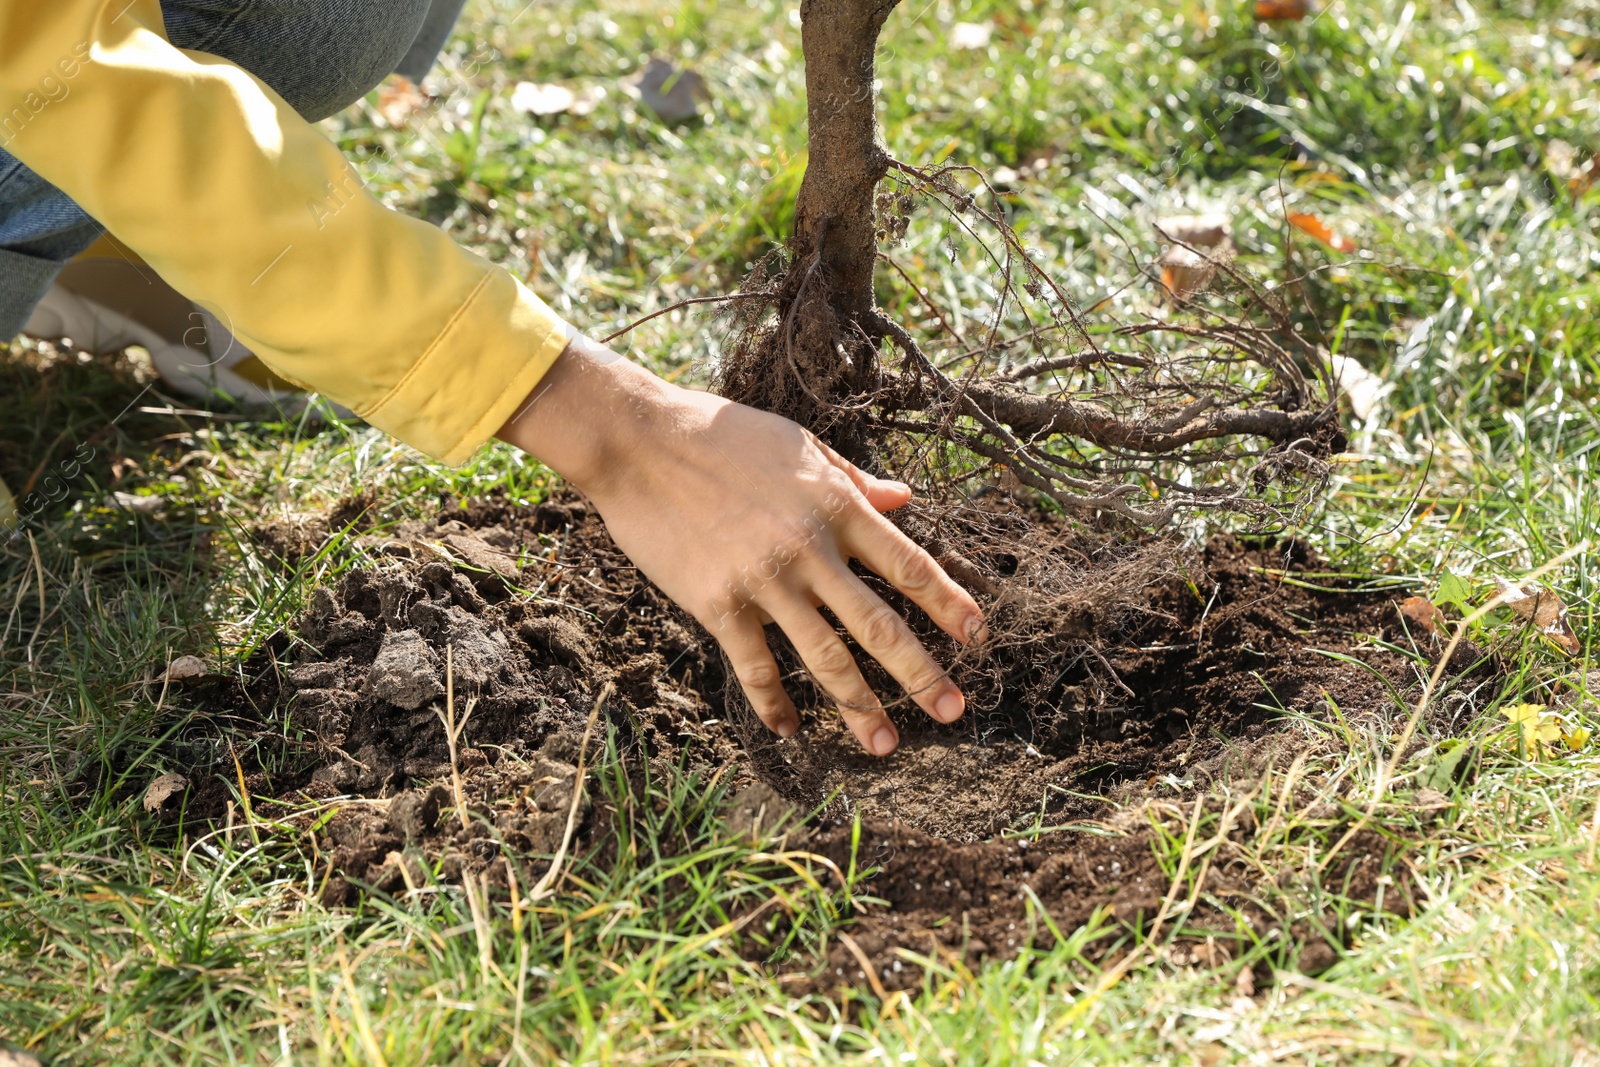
top-left (816, 440), bottom-right (913, 513)
top-left (852, 472), bottom-right (913, 513)
top-left (812, 440), bottom-right (986, 642)
top-left (715, 612), bottom-right (798, 739)
top-left (845, 508), bottom-right (988, 646)
top-left (764, 598), bottom-right (900, 757)
top-left (813, 565), bottom-right (966, 726)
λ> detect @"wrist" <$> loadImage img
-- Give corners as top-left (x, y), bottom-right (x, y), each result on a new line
top-left (496, 334), bottom-right (676, 496)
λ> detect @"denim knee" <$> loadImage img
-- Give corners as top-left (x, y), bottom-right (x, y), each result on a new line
top-left (162, 0), bottom-right (436, 122)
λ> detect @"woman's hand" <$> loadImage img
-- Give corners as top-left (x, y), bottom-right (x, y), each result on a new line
top-left (498, 336), bottom-right (986, 756)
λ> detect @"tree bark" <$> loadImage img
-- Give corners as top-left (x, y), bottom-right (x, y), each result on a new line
top-left (792, 0), bottom-right (902, 324)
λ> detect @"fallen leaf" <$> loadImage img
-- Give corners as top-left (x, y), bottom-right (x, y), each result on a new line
top-left (1398, 595), bottom-right (1446, 636)
top-left (1502, 703), bottom-right (1564, 759)
top-left (949, 21), bottom-right (993, 50)
top-left (1329, 352), bottom-right (1390, 421)
top-left (1565, 725), bottom-right (1592, 752)
top-left (1255, 0), bottom-right (1314, 19)
top-left (165, 654), bottom-right (207, 681)
top-left (1495, 578), bottom-right (1581, 655)
top-left (1435, 570), bottom-right (1473, 615)
top-left (1156, 214), bottom-right (1233, 298)
top-left (143, 771), bottom-right (189, 814)
top-left (1420, 738), bottom-right (1475, 791)
top-left (376, 75), bottom-right (428, 127)
top-left (511, 81), bottom-right (576, 116)
top-left (1287, 212), bottom-right (1358, 254)
top-left (626, 58), bottom-right (711, 123)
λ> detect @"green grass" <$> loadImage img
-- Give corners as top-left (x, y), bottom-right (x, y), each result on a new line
top-left (5, 0), bottom-right (1600, 1061)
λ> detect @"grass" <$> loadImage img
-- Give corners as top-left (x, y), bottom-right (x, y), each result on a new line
top-left (5, 0), bottom-right (1600, 1061)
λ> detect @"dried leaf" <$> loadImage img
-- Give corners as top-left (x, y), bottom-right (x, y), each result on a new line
top-left (1328, 352), bottom-right (1389, 421)
top-left (1255, 0), bottom-right (1315, 19)
top-left (1398, 595), bottom-right (1446, 636)
top-left (376, 75), bottom-right (428, 127)
top-left (626, 58), bottom-right (711, 123)
top-left (1495, 578), bottom-right (1581, 655)
top-left (1287, 212), bottom-right (1358, 254)
top-left (1156, 215), bottom-right (1233, 299)
top-left (143, 771), bottom-right (189, 814)
top-left (165, 654), bottom-right (207, 681)
top-left (949, 21), bottom-right (994, 50)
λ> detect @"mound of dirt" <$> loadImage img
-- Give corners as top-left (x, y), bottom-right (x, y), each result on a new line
top-left (161, 492), bottom-right (1440, 982)
top-left (246, 496), bottom-right (1416, 839)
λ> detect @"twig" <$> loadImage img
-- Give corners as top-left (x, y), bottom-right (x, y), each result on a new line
top-left (599, 292), bottom-right (771, 345)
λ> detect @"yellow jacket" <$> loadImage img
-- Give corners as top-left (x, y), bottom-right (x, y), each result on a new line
top-left (1, 0), bottom-right (569, 464)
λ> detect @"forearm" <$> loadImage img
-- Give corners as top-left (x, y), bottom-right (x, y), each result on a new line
top-left (1, 0), bottom-right (569, 464)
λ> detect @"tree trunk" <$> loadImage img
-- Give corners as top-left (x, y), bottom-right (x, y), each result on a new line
top-left (794, 0), bottom-right (900, 320)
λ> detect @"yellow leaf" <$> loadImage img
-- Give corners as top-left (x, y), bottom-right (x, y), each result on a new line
top-left (1501, 703), bottom-right (1544, 725)
top-left (1501, 703), bottom-right (1562, 759)
top-left (1564, 726), bottom-right (1591, 752)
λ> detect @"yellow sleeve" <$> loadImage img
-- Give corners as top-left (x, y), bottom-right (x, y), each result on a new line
top-left (0, 0), bottom-right (569, 464)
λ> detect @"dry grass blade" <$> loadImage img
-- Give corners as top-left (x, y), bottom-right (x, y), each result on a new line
top-left (526, 680), bottom-right (612, 904)
top-left (436, 643), bottom-right (477, 833)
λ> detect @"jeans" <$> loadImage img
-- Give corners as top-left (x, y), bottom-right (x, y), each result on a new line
top-left (0, 0), bottom-right (469, 339)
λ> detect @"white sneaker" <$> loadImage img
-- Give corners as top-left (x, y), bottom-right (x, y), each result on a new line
top-left (23, 255), bottom-right (347, 414)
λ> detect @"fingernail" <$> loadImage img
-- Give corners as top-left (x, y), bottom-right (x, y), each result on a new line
top-left (934, 691), bottom-right (964, 723)
top-left (872, 725), bottom-right (898, 756)
top-left (776, 718), bottom-right (798, 739)
top-left (964, 614), bottom-right (988, 643)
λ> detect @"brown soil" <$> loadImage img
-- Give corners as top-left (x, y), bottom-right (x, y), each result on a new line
top-left (797, 820), bottom-right (1410, 993)
top-left (162, 492), bottom-right (1434, 981)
